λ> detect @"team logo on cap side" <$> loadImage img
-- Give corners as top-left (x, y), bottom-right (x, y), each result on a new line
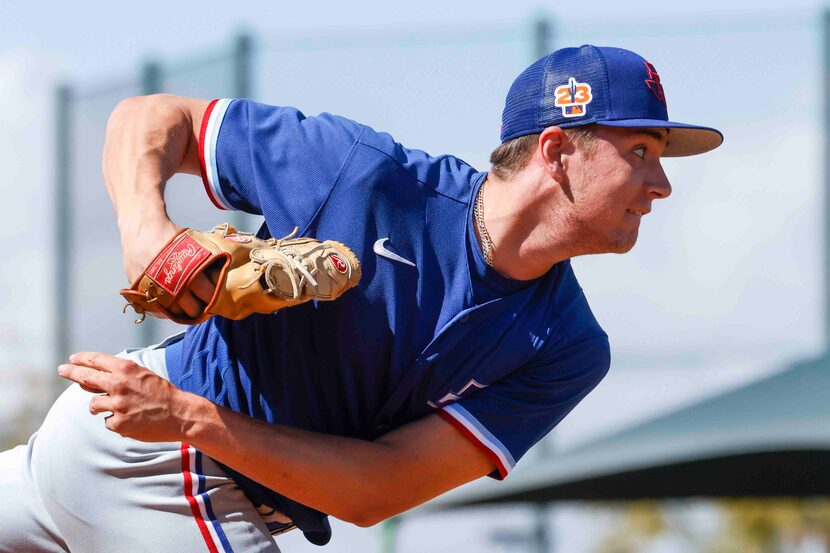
top-left (644, 62), bottom-right (667, 106)
top-left (554, 77), bottom-right (593, 118)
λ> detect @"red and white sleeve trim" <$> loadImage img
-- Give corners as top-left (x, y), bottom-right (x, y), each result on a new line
top-left (198, 98), bottom-right (234, 211)
top-left (439, 404), bottom-right (516, 480)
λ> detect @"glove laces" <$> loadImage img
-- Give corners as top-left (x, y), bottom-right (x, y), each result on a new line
top-left (238, 227), bottom-right (338, 299)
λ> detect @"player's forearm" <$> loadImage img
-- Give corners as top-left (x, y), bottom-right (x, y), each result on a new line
top-left (102, 94), bottom-right (196, 237)
top-left (103, 94), bottom-right (206, 281)
top-left (180, 393), bottom-right (419, 526)
top-left (60, 352), bottom-right (493, 527)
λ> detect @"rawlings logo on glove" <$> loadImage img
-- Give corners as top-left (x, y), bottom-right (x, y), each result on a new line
top-left (121, 224), bottom-right (362, 325)
top-left (149, 236), bottom-right (208, 292)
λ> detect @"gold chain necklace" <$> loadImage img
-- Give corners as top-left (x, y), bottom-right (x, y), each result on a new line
top-left (474, 180), bottom-right (495, 267)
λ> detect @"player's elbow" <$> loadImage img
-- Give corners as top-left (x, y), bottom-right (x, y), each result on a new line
top-left (111, 93), bottom-right (178, 116)
top-left (335, 491), bottom-right (403, 528)
top-left (109, 94), bottom-right (165, 128)
top-left (346, 507), bottom-right (395, 528)
top-left (107, 94), bottom-right (189, 142)
top-left (104, 94), bottom-right (198, 180)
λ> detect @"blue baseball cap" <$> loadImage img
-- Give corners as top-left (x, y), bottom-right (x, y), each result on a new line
top-left (500, 45), bottom-right (723, 157)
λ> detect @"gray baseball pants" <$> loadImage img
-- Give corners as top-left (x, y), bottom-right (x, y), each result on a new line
top-left (0, 335), bottom-right (282, 553)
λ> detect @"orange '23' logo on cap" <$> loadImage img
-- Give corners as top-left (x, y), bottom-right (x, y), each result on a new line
top-left (554, 77), bottom-right (593, 118)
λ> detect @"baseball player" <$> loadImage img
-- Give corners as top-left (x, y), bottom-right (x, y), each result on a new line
top-left (0, 45), bottom-right (721, 551)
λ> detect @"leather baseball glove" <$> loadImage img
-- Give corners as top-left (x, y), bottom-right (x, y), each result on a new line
top-left (120, 224), bottom-right (361, 325)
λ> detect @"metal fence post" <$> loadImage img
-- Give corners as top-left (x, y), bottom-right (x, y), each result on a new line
top-left (533, 15), bottom-right (553, 60)
top-left (139, 60), bottom-right (163, 346)
top-left (380, 516), bottom-right (401, 553)
top-left (534, 503), bottom-right (550, 553)
top-left (824, 9), bottom-right (830, 353)
top-left (530, 16), bottom-right (557, 463)
top-left (532, 16), bottom-right (554, 552)
top-left (54, 84), bottom-right (72, 384)
top-left (234, 31), bottom-right (253, 99)
top-left (232, 31), bottom-right (253, 231)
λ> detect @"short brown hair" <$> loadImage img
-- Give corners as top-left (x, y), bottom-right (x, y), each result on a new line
top-left (489, 125), bottom-right (598, 180)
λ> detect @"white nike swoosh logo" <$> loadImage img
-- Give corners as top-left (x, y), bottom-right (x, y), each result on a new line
top-left (373, 238), bottom-right (416, 267)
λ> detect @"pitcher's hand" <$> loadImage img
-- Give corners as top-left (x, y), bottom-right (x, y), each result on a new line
top-left (58, 352), bottom-right (204, 443)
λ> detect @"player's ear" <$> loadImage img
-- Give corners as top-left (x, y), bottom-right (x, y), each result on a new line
top-left (539, 126), bottom-right (569, 183)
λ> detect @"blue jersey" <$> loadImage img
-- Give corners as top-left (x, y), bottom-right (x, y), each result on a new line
top-left (165, 99), bottom-right (610, 545)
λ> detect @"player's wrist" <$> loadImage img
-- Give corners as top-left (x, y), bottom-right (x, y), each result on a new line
top-left (116, 204), bottom-right (176, 241)
top-left (118, 217), bottom-right (182, 283)
top-left (173, 390), bottom-right (215, 443)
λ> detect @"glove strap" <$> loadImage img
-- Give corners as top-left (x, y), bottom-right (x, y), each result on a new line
top-left (145, 232), bottom-right (212, 297)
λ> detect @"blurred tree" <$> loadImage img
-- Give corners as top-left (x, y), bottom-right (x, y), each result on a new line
top-left (706, 499), bottom-right (830, 553)
top-left (589, 499), bottom-right (830, 553)
top-left (591, 501), bottom-right (665, 553)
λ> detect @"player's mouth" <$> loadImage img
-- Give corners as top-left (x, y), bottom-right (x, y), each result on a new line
top-left (626, 208), bottom-right (649, 217)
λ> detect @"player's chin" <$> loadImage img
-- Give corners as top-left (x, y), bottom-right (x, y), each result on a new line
top-left (606, 230), bottom-right (639, 254)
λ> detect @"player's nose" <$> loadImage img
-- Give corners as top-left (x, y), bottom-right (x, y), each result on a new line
top-left (646, 161), bottom-right (672, 200)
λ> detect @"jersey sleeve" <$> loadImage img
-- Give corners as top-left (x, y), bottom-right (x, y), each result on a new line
top-left (438, 334), bottom-right (610, 480)
top-left (198, 98), bottom-right (364, 232)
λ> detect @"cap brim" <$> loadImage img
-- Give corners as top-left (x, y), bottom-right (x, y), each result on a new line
top-left (595, 119), bottom-right (723, 157)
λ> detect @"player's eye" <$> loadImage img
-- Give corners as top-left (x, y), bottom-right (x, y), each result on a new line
top-left (633, 146), bottom-right (646, 160)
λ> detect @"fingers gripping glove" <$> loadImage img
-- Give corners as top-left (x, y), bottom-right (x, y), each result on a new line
top-left (120, 224), bottom-right (361, 325)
